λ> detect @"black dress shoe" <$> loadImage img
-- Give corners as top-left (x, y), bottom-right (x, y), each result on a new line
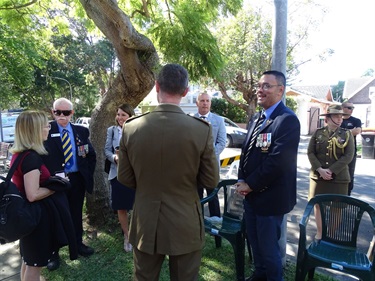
top-left (245, 273), bottom-right (267, 281)
top-left (47, 255), bottom-right (60, 271)
top-left (78, 243), bottom-right (94, 257)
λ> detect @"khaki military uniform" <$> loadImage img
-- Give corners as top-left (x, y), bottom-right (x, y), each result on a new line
top-left (307, 126), bottom-right (355, 199)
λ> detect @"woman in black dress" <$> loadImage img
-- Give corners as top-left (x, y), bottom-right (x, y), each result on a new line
top-left (10, 111), bottom-right (55, 280)
top-left (105, 104), bottom-right (136, 252)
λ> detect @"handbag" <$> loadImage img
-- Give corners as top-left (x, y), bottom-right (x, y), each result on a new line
top-left (104, 126), bottom-right (115, 174)
top-left (0, 151), bottom-right (41, 244)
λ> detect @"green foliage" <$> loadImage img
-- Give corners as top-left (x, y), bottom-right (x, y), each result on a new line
top-left (213, 7), bottom-right (273, 87)
top-left (286, 96), bottom-right (297, 113)
top-left (211, 98), bottom-right (247, 123)
top-left (0, 22), bottom-right (46, 109)
top-left (149, 6), bottom-right (224, 81)
top-left (331, 81), bottom-right (345, 103)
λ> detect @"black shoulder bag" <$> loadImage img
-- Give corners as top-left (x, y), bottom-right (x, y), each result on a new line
top-left (0, 151), bottom-right (42, 244)
top-left (104, 126), bottom-right (115, 174)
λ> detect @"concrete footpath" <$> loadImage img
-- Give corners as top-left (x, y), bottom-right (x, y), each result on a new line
top-left (1, 135), bottom-right (374, 280)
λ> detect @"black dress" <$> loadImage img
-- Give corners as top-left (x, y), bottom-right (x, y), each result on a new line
top-left (12, 152), bottom-right (55, 266)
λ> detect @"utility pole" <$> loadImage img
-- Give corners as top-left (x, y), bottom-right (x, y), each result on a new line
top-left (272, 0), bottom-right (288, 266)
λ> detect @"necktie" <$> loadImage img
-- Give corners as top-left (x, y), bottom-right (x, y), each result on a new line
top-left (62, 129), bottom-right (74, 168)
top-left (200, 116), bottom-right (206, 120)
top-left (243, 113), bottom-right (265, 166)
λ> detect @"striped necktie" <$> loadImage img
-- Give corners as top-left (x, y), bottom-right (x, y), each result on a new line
top-left (62, 129), bottom-right (74, 168)
top-left (243, 113), bottom-right (265, 166)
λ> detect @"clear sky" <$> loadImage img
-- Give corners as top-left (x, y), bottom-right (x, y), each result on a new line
top-left (291, 0), bottom-right (375, 85)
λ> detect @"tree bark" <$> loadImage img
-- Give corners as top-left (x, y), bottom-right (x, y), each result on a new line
top-left (79, 0), bottom-right (158, 226)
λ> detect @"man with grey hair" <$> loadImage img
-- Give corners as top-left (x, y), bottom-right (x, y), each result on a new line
top-left (42, 97), bottom-right (96, 270)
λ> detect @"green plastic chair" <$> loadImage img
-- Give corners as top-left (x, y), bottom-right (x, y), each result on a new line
top-left (201, 179), bottom-right (248, 281)
top-left (295, 194), bottom-right (375, 281)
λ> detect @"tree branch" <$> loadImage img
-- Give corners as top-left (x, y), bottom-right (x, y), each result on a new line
top-left (0, 0), bottom-right (37, 10)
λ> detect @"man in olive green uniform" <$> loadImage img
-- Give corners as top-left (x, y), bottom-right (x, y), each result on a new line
top-left (117, 64), bottom-right (219, 281)
top-left (307, 104), bottom-right (355, 240)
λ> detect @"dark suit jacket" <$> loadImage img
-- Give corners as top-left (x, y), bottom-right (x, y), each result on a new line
top-left (118, 104), bottom-right (219, 255)
top-left (42, 121), bottom-right (96, 194)
top-left (238, 102), bottom-right (300, 216)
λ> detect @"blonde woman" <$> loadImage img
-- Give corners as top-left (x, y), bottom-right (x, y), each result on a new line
top-left (10, 111), bottom-right (55, 281)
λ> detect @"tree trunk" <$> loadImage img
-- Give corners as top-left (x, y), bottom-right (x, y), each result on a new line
top-left (79, 0), bottom-right (158, 227)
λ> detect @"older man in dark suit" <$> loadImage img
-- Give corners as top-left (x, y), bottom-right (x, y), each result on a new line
top-left (236, 71), bottom-right (300, 281)
top-left (118, 64), bottom-right (219, 281)
top-left (42, 98), bottom-right (96, 271)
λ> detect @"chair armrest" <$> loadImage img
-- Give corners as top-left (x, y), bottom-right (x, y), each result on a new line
top-left (298, 198), bottom-right (316, 255)
top-left (200, 187), bottom-right (220, 205)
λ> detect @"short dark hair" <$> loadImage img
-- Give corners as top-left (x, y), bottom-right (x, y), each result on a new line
top-left (157, 64), bottom-right (189, 95)
top-left (262, 70), bottom-right (286, 86)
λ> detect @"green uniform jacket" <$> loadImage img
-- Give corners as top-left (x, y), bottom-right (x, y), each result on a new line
top-left (117, 104), bottom-right (219, 255)
top-left (307, 126), bottom-right (355, 183)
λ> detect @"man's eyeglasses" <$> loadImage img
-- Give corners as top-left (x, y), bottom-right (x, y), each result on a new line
top-left (344, 106), bottom-right (354, 110)
top-left (53, 110), bottom-right (72, 116)
top-left (254, 83), bottom-right (282, 91)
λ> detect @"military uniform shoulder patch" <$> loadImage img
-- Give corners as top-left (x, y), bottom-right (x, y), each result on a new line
top-left (125, 112), bottom-right (150, 123)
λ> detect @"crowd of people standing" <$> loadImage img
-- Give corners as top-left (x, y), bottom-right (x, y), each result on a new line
top-left (6, 63), bottom-right (365, 281)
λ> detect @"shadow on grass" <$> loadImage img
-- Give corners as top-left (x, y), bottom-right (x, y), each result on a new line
top-left (42, 229), bottom-right (336, 281)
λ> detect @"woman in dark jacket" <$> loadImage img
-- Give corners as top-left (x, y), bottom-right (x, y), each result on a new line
top-left (307, 104), bottom-right (354, 240)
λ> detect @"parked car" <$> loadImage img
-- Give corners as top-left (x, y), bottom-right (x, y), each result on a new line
top-left (1, 114), bottom-right (19, 143)
top-left (224, 117), bottom-right (247, 148)
top-left (75, 117), bottom-right (91, 128)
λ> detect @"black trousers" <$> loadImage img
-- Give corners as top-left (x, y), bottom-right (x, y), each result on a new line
top-left (347, 155), bottom-right (357, 195)
top-left (66, 172), bottom-right (86, 244)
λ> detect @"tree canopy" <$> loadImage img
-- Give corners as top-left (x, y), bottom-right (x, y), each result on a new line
top-left (0, 0), bottom-right (332, 227)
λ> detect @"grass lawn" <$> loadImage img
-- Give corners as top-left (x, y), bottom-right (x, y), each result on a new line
top-left (42, 224), bottom-right (336, 281)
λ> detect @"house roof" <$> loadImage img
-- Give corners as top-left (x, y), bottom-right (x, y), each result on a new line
top-left (286, 85), bottom-right (334, 103)
top-left (343, 77), bottom-right (375, 102)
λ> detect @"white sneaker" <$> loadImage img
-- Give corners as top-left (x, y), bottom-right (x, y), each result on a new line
top-left (124, 235), bottom-right (133, 252)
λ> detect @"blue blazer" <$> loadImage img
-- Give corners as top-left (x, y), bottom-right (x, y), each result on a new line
top-left (42, 121), bottom-right (97, 194)
top-left (238, 102), bottom-right (300, 216)
top-left (195, 112), bottom-right (226, 160)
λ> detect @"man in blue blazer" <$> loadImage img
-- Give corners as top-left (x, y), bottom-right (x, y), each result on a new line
top-left (236, 71), bottom-right (300, 281)
top-left (42, 98), bottom-right (97, 271)
top-left (195, 92), bottom-right (226, 222)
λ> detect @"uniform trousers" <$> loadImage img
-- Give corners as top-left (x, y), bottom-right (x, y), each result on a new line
top-left (244, 200), bottom-right (284, 281)
top-left (133, 247), bottom-right (202, 281)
